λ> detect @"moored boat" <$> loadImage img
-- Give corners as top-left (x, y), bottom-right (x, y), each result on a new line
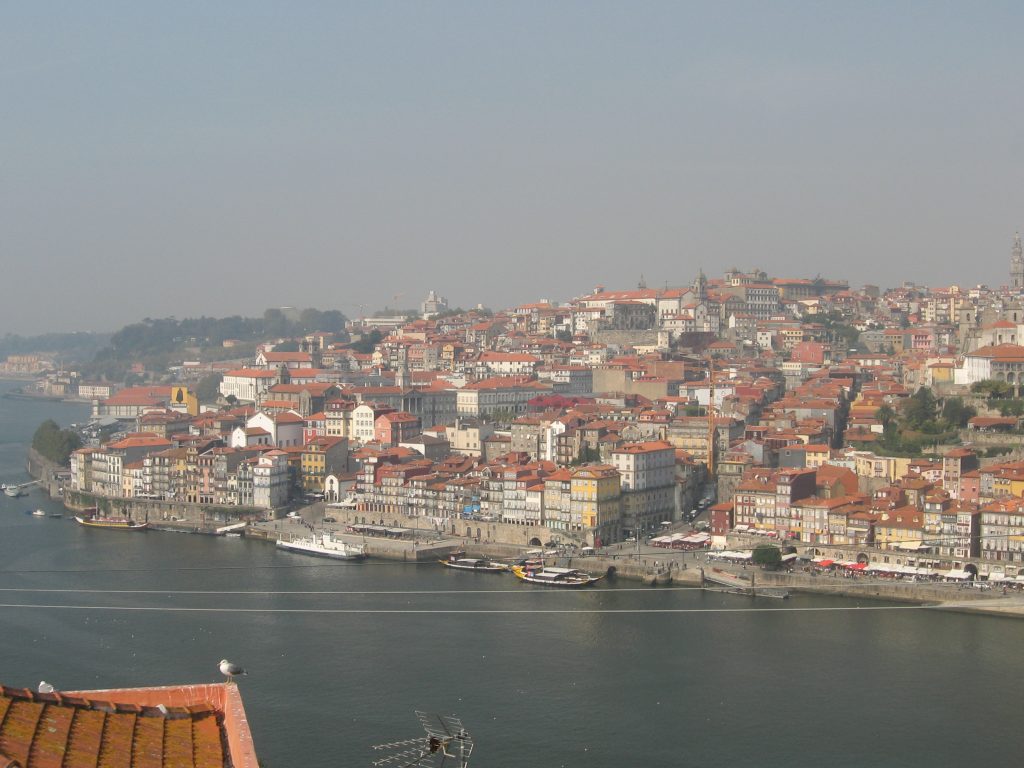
top-left (31, 509), bottom-right (46, 517)
top-left (511, 565), bottom-right (602, 587)
top-left (515, 557), bottom-right (545, 573)
top-left (74, 510), bottom-right (148, 530)
top-left (440, 556), bottom-right (509, 573)
top-left (276, 531), bottom-right (366, 561)
top-left (4, 480), bottom-right (38, 497)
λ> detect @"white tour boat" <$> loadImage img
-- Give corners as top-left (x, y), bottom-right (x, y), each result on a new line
top-left (276, 531), bottom-right (367, 561)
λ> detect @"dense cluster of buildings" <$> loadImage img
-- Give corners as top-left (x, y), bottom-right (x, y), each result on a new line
top-left (54, 242), bottom-right (1024, 562)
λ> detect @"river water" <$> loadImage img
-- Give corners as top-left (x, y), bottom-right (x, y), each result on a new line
top-left (0, 379), bottom-right (1021, 767)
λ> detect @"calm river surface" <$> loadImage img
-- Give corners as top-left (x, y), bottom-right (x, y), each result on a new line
top-left (0, 379), bottom-right (1021, 767)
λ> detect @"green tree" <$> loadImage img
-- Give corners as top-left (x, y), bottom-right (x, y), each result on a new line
top-left (32, 420), bottom-right (82, 465)
top-left (876, 404), bottom-right (897, 427)
top-left (994, 399), bottom-right (1024, 417)
top-left (972, 380), bottom-right (1013, 399)
top-left (941, 397), bottom-right (975, 429)
top-left (902, 387), bottom-right (938, 430)
top-left (751, 544), bottom-right (782, 568)
top-left (880, 419), bottom-right (901, 450)
top-left (262, 308), bottom-right (289, 338)
top-left (194, 372), bottom-right (224, 403)
top-left (350, 330), bottom-right (383, 354)
top-left (299, 308), bottom-right (324, 333)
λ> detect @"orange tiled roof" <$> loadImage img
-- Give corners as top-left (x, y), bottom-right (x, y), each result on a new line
top-left (966, 343), bottom-right (1024, 360)
top-left (0, 682), bottom-right (255, 768)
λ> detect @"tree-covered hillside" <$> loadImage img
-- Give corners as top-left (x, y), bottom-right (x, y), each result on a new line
top-left (81, 308), bottom-right (348, 380)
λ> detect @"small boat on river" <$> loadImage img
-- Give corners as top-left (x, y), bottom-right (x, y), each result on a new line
top-left (31, 509), bottom-right (46, 517)
top-left (511, 565), bottom-right (602, 587)
top-left (440, 556), bottom-right (509, 573)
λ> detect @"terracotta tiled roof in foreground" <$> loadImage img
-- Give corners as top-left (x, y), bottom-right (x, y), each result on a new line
top-left (0, 682), bottom-right (257, 768)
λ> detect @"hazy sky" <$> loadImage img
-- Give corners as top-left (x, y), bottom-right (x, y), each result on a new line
top-left (4, 2), bottom-right (1024, 334)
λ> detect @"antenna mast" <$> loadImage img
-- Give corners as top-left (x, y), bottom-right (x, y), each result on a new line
top-left (372, 711), bottom-right (474, 768)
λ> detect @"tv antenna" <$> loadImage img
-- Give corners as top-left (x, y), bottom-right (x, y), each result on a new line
top-left (371, 711), bottom-right (474, 768)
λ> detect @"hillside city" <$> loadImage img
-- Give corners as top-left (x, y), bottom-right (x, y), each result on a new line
top-left (10, 244), bottom-right (1024, 576)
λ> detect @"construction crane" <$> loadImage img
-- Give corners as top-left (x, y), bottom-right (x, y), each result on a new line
top-left (371, 711), bottom-right (474, 768)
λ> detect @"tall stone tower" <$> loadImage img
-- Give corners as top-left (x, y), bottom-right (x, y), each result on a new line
top-left (692, 268), bottom-right (707, 301)
top-left (1012, 232), bottom-right (1024, 290)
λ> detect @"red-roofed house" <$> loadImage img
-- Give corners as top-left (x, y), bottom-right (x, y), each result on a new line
top-left (256, 349), bottom-right (318, 369)
top-left (94, 386), bottom-right (173, 420)
top-left (957, 343), bottom-right (1024, 386)
top-left (245, 411), bottom-right (305, 448)
top-left (476, 351), bottom-right (542, 377)
top-left (374, 411), bottom-right (423, 447)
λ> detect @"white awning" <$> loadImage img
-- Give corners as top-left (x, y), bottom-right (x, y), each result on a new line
top-left (895, 540), bottom-right (925, 551)
top-left (716, 550), bottom-right (752, 561)
top-left (944, 569), bottom-right (971, 580)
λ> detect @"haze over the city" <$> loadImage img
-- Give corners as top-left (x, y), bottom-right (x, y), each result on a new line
top-left (4, 1), bottom-right (1023, 335)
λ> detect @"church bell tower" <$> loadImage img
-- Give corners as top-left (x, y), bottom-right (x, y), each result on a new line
top-left (1012, 232), bottom-right (1024, 290)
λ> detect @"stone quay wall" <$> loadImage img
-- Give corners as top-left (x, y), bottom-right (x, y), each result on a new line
top-left (63, 489), bottom-right (265, 531)
top-left (25, 447), bottom-right (65, 497)
top-left (324, 504), bottom-right (572, 549)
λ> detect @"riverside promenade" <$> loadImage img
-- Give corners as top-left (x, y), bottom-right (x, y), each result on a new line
top-left (33, 455), bottom-right (1024, 619)
top-left (252, 518), bottom-right (1024, 620)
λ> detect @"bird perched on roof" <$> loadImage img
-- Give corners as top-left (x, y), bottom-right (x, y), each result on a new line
top-left (38, 681), bottom-right (56, 693)
top-left (219, 659), bottom-right (247, 683)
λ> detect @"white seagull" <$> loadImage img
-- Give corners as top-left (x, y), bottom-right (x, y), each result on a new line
top-left (219, 659), bottom-right (247, 683)
top-left (38, 681), bottom-right (56, 693)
